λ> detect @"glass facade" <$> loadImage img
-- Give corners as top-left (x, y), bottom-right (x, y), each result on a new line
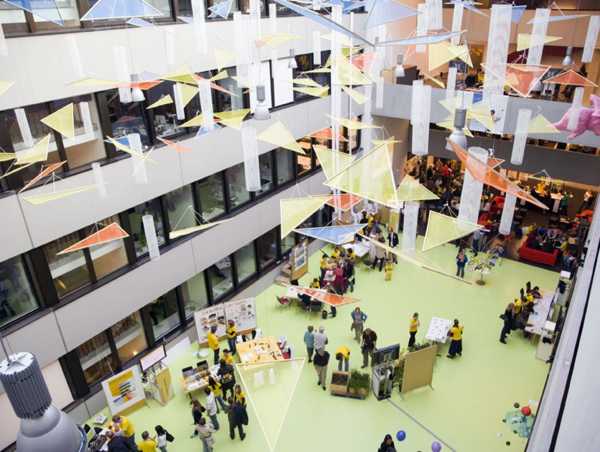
top-left (226, 163), bottom-right (251, 209)
top-left (165, 185), bottom-right (196, 231)
top-left (127, 199), bottom-right (167, 258)
top-left (0, 257), bottom-right (38, 328)
top-left (207, 256), bottom-right (234, 300)
top-left (44, 232), bottom-right (92, 298)
top-left (111, 312), bottom-right (148, 364)
top-left (196, 174), bottom-right (226, 221)
top-left (257, 152), bottom-right (274, 195)
top-left (276, 148), bottom-right (295, 185)
top-left (235, 242), bottom-right (256, 283)
top-left (86, 216), bottom-right (129, 280)
top-left (102, 90), bottom-right (151, 147)
top-left (256, 229), bottom-right (278, 269)
top-left (148, 290), bottom-right (180, 340)
top-left (181, 273), bottom-right (209, 319)
top-left (77, 332), bottom-right (116, 386)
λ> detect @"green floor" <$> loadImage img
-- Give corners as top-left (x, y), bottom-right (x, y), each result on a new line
top-left (91, 239), bottom-right (558, 452)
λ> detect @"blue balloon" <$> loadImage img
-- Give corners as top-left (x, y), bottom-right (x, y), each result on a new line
top-left (396, 430), bottom-right (406, 441)
top-left (431, 441), bottom-right (442, 452)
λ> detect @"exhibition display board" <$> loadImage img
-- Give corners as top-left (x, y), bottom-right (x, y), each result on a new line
top-left (400, 344), bottom-right (437, 394)
top-left (291, 241), bottom-right (309, 281)
top-left (101, 366), bottom-right (145, 415)
top-left (194, 298), bottom-right (257, 344)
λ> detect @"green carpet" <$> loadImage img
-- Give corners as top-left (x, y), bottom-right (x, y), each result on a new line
top-left (90, 238), bottom-right (557, 452)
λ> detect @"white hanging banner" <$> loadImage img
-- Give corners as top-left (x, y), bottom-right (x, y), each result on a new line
top-left (426, 0), bottom-right (442, 31)
top-left (142, 214), bottom-right (161, 261)
top-left (402, 202), bottom-right (419, 252)
top-left (113, 46), bottom-right (132, 104)
top-left (91, 162), bottom-right (107, 199)
top-left (197, 78), bottom-right (215, 131)
top-left (242, 125), bottom-right (261, 191)
top-left (15, 108), bottom-right (34, 149)
top-left (527, 8), bottom-right (550, 66)
top-left (164, 28), bottom-right (176, 68)
top-left (416, 3), bottom-right (428, 53)
top-left (79, 101), bottom-right (94, 137)
top-left (482, 4), bottom-right (512, 101)
top-left (66, 35), bottom-right (84, 79)
top-left (458, 147), bottom-right (488, 224)
top-left (312, 31), bottom-right (322, 66)
top-left (129, 133), bottom-right (148, 184)
top-left (446, 66), bottom-right (457, 100)
top-left (451, 3), bottom-right (464, 46)
top-left (582, 16), bottom-right (600, 63)
top-left (268, 2), bottom-right (277, 34)
top-left (568, 87), bottom-right (585, 132)
top-left (499, 194), bottom-right (517, 236)
top-left (410, 80), bottom-right (431, 156)
top-left (0, 23), bottom-right (7, 57)
top-left (510, 108), bottom-right (531, 165)
top-left (173, 83), bottom-right (185, 120)
top-left (191, 0), bottom-right (208, 54)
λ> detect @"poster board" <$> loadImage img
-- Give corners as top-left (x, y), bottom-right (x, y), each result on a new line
top-left (194, 304), bottom-right (227, 344)
top-left (400, 344), bottom-right (437, 394)
top-left (102, 366), bottom-right (145, 415)
top-left (224, 297), bottom-right (257, 334)
top-left (291, 240), bottom-right (308, 281)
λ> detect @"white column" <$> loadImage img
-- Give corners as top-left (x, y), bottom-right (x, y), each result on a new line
top-left (527, 9), bottom-right (550, 66)
top-left (499, 194), bottom-right (517, 236)
top-left (197, 78), bottom-right (214, 131)
top-left (482, 4), bottom-right (512, 102)
top-left (128, 133), bottom-right (148, 184)
top-left (113, 46), bottom-right (132, 104)
top-left (66, 35), bottom-right (84, 79)
top-left (92, 162), bottom-right (107, 199)
top-left (312, 31), bottom-right (321, 65)
top-left (191, 0), bottom-right (208, 54)
top-left (451, 3), bottom-right (464, 45)
top-left (568, 87), bottom-right (585, 132)
top-left (582, 16), bottom-right (600, 63)
top-left (458, 147), bottom-right (488, 224)
top-left (411, 80), bottom-right (431, 156)
top-left (0, 23), bottom-right (7, 57)
top-left (143, 214), bottom-right (161, 261)
top-left (241, 125), bottom-right (261, 191)
top-left (510, 108), bottom-right (532, 165)
top-left (402, 201), bottom-right (419, 252)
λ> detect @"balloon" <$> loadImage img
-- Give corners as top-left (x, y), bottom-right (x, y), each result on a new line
top-left (521, 406), bottom-right (532, 416)
top-left (431, 441), bottom-right (442, 452)
top-left (396, 430), bottom-right (406, 441)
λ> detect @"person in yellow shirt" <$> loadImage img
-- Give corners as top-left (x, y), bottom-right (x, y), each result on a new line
top-left (234, 384), bottom-right (246, 406)
top-left (137, 431), bottom-right (157, 452)
top-left (207, 325), bottom-right (220, 365)
top-left (226, 320), bottom-right (238, 356)
top-left (384, 258), bottom-right (393, 281)
top-left (513, 297), bottom-right (522, 315)
top-left (208, 375), bottom-right (227, 411)
top-left (320, 255), bottom-right (328, 283)
top-left (109, 415), bottom-right (135, 447)
top-left (408, 313), bottom-right (420, 349)
top-left (310, 278), bottom-right (320, 289)
top-left (447, 319), bottom-right (464, 359)
top-left (332, 246), bottom-right (341, 260)
top-left (223, 349), bottom-right (235, 365)
top-left (335, 345), bottom-right (351, 372)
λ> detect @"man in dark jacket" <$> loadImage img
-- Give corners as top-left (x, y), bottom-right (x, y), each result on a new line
top-left (361, 328), bottom-right (377, 368)
top-left (387, 227), bottom-right (399, 263)
top-left (106, 431), bottom-right (137, 452)
top-left (313, 349), bottom-right (330, 390)
top-left (226, 397), bottom-right (247, 440)
top-left (500, 303), bottom-right (515, 344)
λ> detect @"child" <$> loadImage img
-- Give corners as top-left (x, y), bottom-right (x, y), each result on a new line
top-left (384, 258), bottom-right (394, 281)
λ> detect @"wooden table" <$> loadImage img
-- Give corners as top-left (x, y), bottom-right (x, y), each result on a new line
top-left (236, 336), bottom-right (285, 364)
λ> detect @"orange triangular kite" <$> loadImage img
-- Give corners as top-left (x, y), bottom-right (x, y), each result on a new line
top-left (543, 69), bottom-right (598, 87)
top-left (505, 64), bottom-right (551, 97)
top-left (157, 137), bottom-right (192, 152)
top-left (20, 161), bottom-right (66, 193)
top-left (325, 194), bottom-right (362, 211)
top-left (57, 223), bottom-right (129, 255)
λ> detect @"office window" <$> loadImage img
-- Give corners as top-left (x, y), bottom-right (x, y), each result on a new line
top-left (214, 67), bottom-right (246, 111)
top-left (81, 0), bottom-right (172, 22)
top-left (281, 233), bottom-right (295, 256)
top-left (181, 273), bottom-right (209, 319)
top-left (0, 104), bottom-right (58, 155)
top-left (196, 174), bottom-right (226, 221)
top-left (86, 216), bottom-right (129, 280)
top-left (0, 257), bottom-right (39, 328)
top-left (44, 232), bottom-right (92, 298)
top-left (0, 3), bottom-right (28, 34)
top-left (257, 152), bottom-right (274, 195)
top-left (165, 185), bottom-right (196, 231)
top-left (145, 0), bottom-right (173, 16)
top-left (206, 0), bottom-right (240, 19)
top-left (293, 54), bottom-right (314, 101)
top-left (77, 332), bottom-right (117, 386)
top-left (256, 229), bottom-right (277, 269)
top-left (110, 313), bottom-right (148, 364)
top-left (207, 256), bottom-right (234, 300)
top-left (235, 243), bottom-right (257, 283)
top-left (146, 81), bottom-right (186, 141)
top-left (226, 162), bottom-right (251, 209)
top-left (276, 148), bottom-right (294, 185)
top-left (296, 140), bottom-right (314, 177)
top-left (127, 199), bottom-right (167, 258)
top-left (31, 0), bottom-right (80, 30)
top-left (148, 290), bottom-right (180, 340)
top-left (102, 90), bottom-right (151, 147)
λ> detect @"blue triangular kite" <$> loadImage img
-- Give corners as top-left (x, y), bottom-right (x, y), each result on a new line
top-left (208, 0), bottom-right (233, 19)
top-left (4, 0), bottom-right (64, 26)
top-left (81, 0), bottom-right (164, 21)
top-left (511, 5), bottom-right (526, 24)
top-left (294, 224), bottom-right (366, 245)
top-left (366, 0), bottom-right (417, 29)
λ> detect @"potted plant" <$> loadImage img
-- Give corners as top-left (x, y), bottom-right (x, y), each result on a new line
top-left (347, 370), bottom-right (370, 399)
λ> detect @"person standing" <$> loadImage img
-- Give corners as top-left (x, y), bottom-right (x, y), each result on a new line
top-left (335, 345), bottom-right (350, 372)
top-left (109, 415), bottom-right (136, 448)
top-left (154, 426), bottom-right (169, 452)
top-left (344, 256), bottom-right (356, 292)
top-left (361, 328), bottom-right (377, 368)
top-left (195, 418), bottom-right (215, 452)
top-left (350, 307), bottom-right (367, 343)
top-left (208, 376), bottom-right (226, 411)
top-left (378, 434), bottom-right (397, 452)
top-left (313, 326), bottom-right (328, 353)
top-left (447, 319), bottom-right (464, 359)
top-left (372, 237), bottom-right (386, 271)
top-left (303, 325), bottom-right (315, 363)
top-left (234, 384), bottom-right (246, 406)
top-left (313, 349), bottom-right (330, 390)
top-left (204, 388), bottom-right (220, 431)
top-left (226, 320), bottom-right (238, 356)
top-left (472, 229), bottom-right (483, 256)
top-left (207, 325), bottom-right (220, 365)
top-left (106, 431), bottom-right (137, 452)
top-left (137, 431), bottom-right (157, 452)
top-left (456, 249), bottom-right (468, 278)
top-left (408, 313), bottom-right (420, 349)
top-left (387, 226), bottom-right (399, 263)
top-left (190, 399), bottom-right (205, 438)
top-left (225, 397), bottom-right (247, 441)
top-left (500, 303), bottom-right (515, 344)
top-left (218, 358), bottom-right (236, 400)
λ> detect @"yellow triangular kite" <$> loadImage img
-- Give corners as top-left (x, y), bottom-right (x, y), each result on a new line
top-left (161, 67), bottom-right (197, 85)
top-left (342, 86), bottom-right (367, 104)
top-left (332, 56), bottom-right (372, 86)
top-left (422, 211), bottom-right (482, 252)
top-left (179, 83), bottom-right (199, 107)
top-left (209, 70), bottom-right (229, 82)
top-left (146, 95), bottom-right (173, 109)
top-left (325, 143), bottom-right (399, 208)
top-left (516, 34), bottom-right (562, 52)
top-left (528, 115), bottom-right (559, 134)
top-left (313, 144), bottom-right (355, 180)
top-left (68, 78), bottom-right (119, 88)
top-left (213, 109), bottom-right (250, 130)
top-left (40, 103), bottom-right (75, 138)
top-left (329, 115), bottom-right (381, 131)
top-left (373, 137), bottom-right (401, 146)
top-left (280, 196), bottom-right (330, 238)
top-left (257, 121), bottom-right (305, 154)
top-left (169, 220), bottom-right (229, 240)
top-left (397, 175), bottom-right (439, 202)
top-left (105, 136), bottom-right (155, 162)
top-left (293, 86), bottom-right (329, 98)
top-left (293, 78), bottom-right (321, 87)
top-left (15, 134), bottom-right (52, 165)
top-left (429, 42), bottom-right (472, 72)
top-left (22, 184), bottom-right (96, 205)
top-left (303, 68), bottom-right (331, 75)
top-left (0, 81), bottom-right (14, 97)
top-left (179, 114), bottom-right (204, 128)
top-left (0, 152), bottom-right (16, 162)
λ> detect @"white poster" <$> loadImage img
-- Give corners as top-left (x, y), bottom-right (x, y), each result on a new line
top-left (101, 366), bottom-right (145, 415)
top-left (224, 298), bottom-right (257, 333)
top-left (194, 304), bottom-right (227, 343)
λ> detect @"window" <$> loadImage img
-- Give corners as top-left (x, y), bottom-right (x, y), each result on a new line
top-left (0, 256), bottom-right (39, 328)
top-left (80, 0), bottom-right (172, 23)
top-left (196, 174), bottom-right (226, 221)
top-left (293, 54), bottom-right (315, 102)
top-left (77, 332), bottom-right (116, 386)
top-left (148, 290), bottom-right (180, 340)
top-left (30, 0), bottom-right (80, 31)
top-left (256, 229), bottom-right (277, 269)
top-left (146, 81), bottom-right (187, 141)
top-left (165, 185), bottom-right (196, 231)
top-left (86, 216), bottom-right (129, 280)
top-left (235, 243), bottom-right (257, 283)
top-left (257, 152), bottom-right (274, 195)
top-left (281, 233), bottom-right (295, 256)
top-left (226, 162), bottom-right (251, 209)
top-left (101, 90), bottom-right (150, 147)
top-left (0, 3), bottom-right (28, 34)
top-left (275, 148), bottom-right (294, 185)
top-left (207, 256), bottom-right (234, 300)
top-left (296, 141), bottom-right (314, 177)
top-left (126, 199), bottom-right (167, 258)
top-left (44, 232), bottom-right (92, 298)
top-left (214, 67), bottom-right (247, 111)
top-left (110, 313), bottom-right (148, 364)
top-left (181, 273), bottom-right (209, 319)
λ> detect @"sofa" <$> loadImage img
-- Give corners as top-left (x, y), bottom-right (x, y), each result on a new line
top-left (518, 243), bottom-right (560, 266)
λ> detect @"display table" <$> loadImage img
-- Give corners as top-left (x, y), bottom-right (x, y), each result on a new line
top-left (237, 336), bottom-right (285, 364)
top-left (525, 291), bottom-right (555, 338)
top-left (425, 317), bottom-right (452, 356)
top-left (343, 242), bottom-right (370, 258)
top-left (181, 365), bottom-right (218, 396)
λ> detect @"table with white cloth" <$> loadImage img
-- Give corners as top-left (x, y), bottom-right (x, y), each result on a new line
top-left (343, 241), bottom-right (370, 258)
top-left (425, 317), bottom-right (453, 356)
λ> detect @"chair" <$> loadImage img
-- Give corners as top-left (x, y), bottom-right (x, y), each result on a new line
top-left (276, 296), bottom-right (291, 306)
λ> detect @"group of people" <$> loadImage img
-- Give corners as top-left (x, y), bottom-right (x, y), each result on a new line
top-left (88, 415), bottom-right (171, 452)
top-left (499, 281), bottom-right (543, 344)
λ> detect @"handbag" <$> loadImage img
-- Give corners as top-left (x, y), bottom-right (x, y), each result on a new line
top-left (166, 431), bottom-right (175, 442)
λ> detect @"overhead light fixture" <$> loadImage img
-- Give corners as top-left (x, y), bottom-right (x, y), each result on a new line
top-left (254, 84), bottom-right (271, 120)
top-left (288, 49), bottom-right (298, 70)
top-left (394, 54), bottom-right (405, 78)
top-left (131, 74), bottom-right (145, 102)
top-left (562, 46), bottom-right (573, 67)
top-left (446, 107), bottom-right (467, 151)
